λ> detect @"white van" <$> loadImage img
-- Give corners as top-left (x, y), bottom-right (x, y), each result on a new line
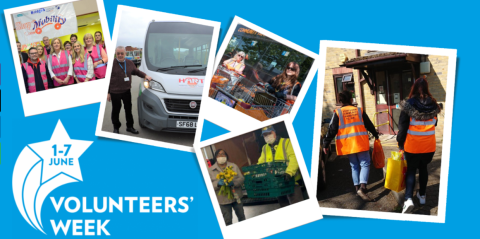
top-left (137, 21), bottom-right (214, 133)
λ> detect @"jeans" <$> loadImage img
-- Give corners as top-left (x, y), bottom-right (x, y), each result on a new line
top-left (220, 202), bottom-right (245, 226)
top-left (404, 151), bottom-right (434, 200)
top-left (111, 90), bottom-right (134, 129)
top-left (347, 150), bottom-right (371, 186)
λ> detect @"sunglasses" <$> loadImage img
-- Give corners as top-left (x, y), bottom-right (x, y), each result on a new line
top-left (236, 54), bottom-right (244, 58)
top-left (286, 66), bottom-right (297, 71)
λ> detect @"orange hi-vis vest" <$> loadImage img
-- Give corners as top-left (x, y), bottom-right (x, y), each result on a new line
top-left (335, 106), bottom-right (370, 156)
top-left (404, 117), bottom-right (437, 153)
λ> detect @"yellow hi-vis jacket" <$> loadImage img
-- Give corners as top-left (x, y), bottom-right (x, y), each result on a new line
top-left (257, 138), bottom-right (301, 181)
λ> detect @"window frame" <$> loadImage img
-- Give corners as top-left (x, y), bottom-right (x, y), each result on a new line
top-left (333, 73), bottom-right (356, 105)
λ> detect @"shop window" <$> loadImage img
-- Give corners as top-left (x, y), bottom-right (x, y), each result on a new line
top-left (333, 73), bottom-right (356, 104)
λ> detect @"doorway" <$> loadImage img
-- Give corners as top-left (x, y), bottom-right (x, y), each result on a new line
top-left (375, 70), bottom-right (413, 135)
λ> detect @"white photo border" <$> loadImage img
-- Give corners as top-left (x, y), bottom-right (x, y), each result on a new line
top-left (5, 0), bottom-right (112, 117)
top-left (311, 40), bottom-right (457, 223)
top-left (194, 16), bottom-right (320, 144)
top-left (194, 116), bottom-right (323, 239)
top-left (95, 5), bottom-right (221, 153)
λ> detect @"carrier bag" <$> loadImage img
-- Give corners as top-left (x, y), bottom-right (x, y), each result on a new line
top-left (384, 151), bottom-right (407, 192)
top-left (372, 139), bottom-right (385, 168)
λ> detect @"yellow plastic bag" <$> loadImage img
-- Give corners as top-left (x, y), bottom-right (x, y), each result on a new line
top-left (372, 139), bottom-right (385, 168)
top-left (384, 151), bottom-right (407, 192)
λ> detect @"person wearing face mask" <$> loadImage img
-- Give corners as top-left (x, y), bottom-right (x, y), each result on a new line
top-left (257, 126), bottom-right (305, 207)
top-left (208, 149), bottom-right (245, 225)
top-left (323, 90), bottom-right (379, 202)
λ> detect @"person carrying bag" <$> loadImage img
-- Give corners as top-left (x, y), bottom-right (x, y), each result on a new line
top-left (397, 77), bottom-right (441, 214)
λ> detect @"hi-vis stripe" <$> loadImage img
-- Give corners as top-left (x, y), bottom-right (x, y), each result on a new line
top-left (49, 50), bottom-right (69, 71)
top-left (51, 64), bottom-right (69, 69)
top-left (93, 45), bottom-right (106, 69)
top-left (407, 130), bottom-right (435, 136)
top-left (336, 131), bottom-right (368, 139)
top-left (337, 107), bottom-right (363, 129)
top-left (410, 118), bottom-right (436, 126)
top-left (74, 53), bottom-right (90, 77)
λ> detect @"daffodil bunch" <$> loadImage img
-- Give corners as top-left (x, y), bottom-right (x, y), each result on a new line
top-left (216, 166), bottom-right (238, 200)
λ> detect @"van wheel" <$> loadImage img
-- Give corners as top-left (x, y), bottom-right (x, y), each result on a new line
top-left (139, 118), bottom-right (146, 128)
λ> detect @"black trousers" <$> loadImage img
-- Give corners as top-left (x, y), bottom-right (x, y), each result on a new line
top-left (220, 202), bottom-right (245, 225)
top-left (404, 151), bottom-right (434, 200)
top-left (111, 90), bottom-right (134, 129)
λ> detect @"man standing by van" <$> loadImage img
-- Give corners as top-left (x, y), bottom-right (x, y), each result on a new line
top-left (108, 46), bottom-right (152, 134)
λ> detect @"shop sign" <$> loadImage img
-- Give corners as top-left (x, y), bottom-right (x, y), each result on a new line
top-left (13, 3), bottom-right (78, 45)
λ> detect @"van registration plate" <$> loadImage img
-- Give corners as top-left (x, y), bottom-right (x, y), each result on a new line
top-left (177, 121), bottom-right (197, 128)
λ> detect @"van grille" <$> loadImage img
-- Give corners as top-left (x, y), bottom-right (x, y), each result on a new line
top-left (164, 99), bottom-right (201, 113)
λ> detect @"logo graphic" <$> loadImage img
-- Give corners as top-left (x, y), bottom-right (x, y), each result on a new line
top-left (189, 101), bottom-right (197, 109)
top-left (12, 120), bottom-right (92, 234)
top-left (179, 78), bottom-right (204, 88)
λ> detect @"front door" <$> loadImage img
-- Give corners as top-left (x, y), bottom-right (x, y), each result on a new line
top-left (375, 71), bottom-right (389, 135)
top-left (387, 71), bottom-right (401, 134)
top-left (376, 70), bottom-right (413, 135)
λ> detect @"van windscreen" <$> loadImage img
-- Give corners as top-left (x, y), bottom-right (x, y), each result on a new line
top-left (145, 22), bottom-right (214, 75)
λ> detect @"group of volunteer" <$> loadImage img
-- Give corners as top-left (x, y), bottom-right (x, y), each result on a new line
top-left (208, 125), bottom-right (305, 226)
top-left (17, 31), bottom-right (107, 94)
top-left (222, 52), bottom-right (301, 106)
top-left (322, 77), bottom-right (440, 214)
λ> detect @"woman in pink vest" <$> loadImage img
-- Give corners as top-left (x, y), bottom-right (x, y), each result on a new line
top-left (72, 42), bottom-right (95, 83)
top-left (84, 33), bottom-right (108, 79)
top-left (95, 31), bottom-right (107, 54)
top-left (47, 37), bottom-right (73, 87)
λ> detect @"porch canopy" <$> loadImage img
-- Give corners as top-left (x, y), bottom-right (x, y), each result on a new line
top-left (340, 52), bottom-right (421, 94)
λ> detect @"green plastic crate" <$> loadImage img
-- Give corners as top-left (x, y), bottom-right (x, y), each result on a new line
top-left (242, 162), bottom-right (295, 198)
top-left (244, 186), bottom-right (295, 198)
top-left (242, 162), bottom-right (288, 177)
top-left (244, 174), bottom-right (293, 189)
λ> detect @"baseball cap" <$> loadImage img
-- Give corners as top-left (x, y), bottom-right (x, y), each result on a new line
top-left (261, 126), bottom-right (275, 135)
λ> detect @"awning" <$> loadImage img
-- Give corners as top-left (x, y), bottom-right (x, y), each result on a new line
top-left (341, 52), bottom-right (421, 70)
top-left (340, 52), bottom-right (421, 94)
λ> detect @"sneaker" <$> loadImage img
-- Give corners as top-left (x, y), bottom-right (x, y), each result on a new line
top-left (402, 199), bottom-right (414, 214)
top-left (417, 192), bottom-right (426, 205)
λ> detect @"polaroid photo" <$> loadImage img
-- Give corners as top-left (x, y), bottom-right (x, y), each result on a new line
top-left (5, 0), bottom-right (112, 116)
top-left (95, 5), bottom-right (220, 153)
top-left (194, 116), bottom-right (322, 239)
top-left (311, 40), bottom-right (457, 223)
top-left (194, 16), bottom-right (319, 143)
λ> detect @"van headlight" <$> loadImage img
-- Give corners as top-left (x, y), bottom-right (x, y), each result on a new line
top-left (144, 79), bottom-right (166, 93)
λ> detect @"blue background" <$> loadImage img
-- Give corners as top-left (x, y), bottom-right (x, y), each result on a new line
top-left (0, 0), bottom-right (472, 238)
